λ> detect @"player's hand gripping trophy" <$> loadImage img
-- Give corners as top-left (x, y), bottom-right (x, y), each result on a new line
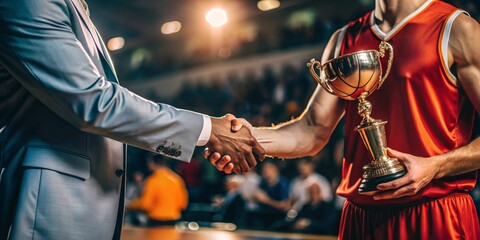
top-left (307, 42), bottom-right (406, 195)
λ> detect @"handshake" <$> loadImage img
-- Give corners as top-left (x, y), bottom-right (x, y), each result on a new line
top-left (205, 114), bottom-right (265, 174)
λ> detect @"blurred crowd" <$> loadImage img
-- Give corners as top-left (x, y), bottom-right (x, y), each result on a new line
top-left (119, 17), bottom-right (342, 79)
top-left (124, 0), bottom-right (480, 236)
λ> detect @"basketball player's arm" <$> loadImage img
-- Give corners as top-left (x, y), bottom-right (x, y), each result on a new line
top-left (374, 14), bottom-right (480, 200)
top-left (205, 30), bottom-right (346, 172)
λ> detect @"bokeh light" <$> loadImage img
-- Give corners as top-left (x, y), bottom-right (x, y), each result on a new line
top-left (205, 8), bottom-right (228, 28)
top-left (107, 37), bottom-right (125, 51)
top-left (161, 21), bottom-right (182, 35)
top-left (257, 0), bottom-right (281, 11)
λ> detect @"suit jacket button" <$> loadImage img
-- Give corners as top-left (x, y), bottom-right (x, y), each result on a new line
top-left (156, 146), bottom-right (165, 152)
top-left (115, 169), bottom-right (124, 177)
top-left (175, 151), bottom-right (182, 157)
top-left (163, 147), bottom-right (170, 153)
top-left (169, 148), bottom-right (177, 156)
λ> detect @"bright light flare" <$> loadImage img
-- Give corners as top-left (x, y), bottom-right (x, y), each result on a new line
top-left (205, 8), bottom-right (228, 28)
top-left (161, 21), bottom-right (182, 35)
top-left (107, 37), bottom-right (125, 51)
top-left (257, 0), bottom-right (280, 11)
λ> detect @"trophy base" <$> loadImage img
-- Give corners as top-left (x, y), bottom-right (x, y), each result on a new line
top-left (358, 170), bottom-right (407, 195)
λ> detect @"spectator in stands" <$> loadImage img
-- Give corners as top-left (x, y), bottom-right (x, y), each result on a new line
top-left (128, 156), bottom-right (188, 226)
top-left (200, 153), bottom-right (225, 202)
top-left (212, 175), bottom-right (246, 225)
top-left (177, 154), bottom-right (203, 202)
top-left (125, 171), bottom-right (146, 226)
top-left (238, 168), bottom-right (261, 211)
top-left (251, 160), bottom-right (290, 228)
top-left (126, 171), bottom-right (145, 205)
top-left (271, 183), bottom-right (336, 235)
top-left (289, 160), bottom-right (332, 211)
top-left (256, 161), bottom-right (290, 210)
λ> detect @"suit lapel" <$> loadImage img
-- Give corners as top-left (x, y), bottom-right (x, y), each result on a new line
top-left (71, 0), bottom-right (118, 82)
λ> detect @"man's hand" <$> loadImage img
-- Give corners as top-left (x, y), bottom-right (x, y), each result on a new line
top-left (206, 114), bottom-right (265, 173)
top-left (373, 148), bottom-right (442, 200)
top-left (205, 116), bottom-right (255, 174)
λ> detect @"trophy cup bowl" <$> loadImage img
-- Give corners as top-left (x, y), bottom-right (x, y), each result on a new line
top-left (307, 42), bottom-right (406, 195)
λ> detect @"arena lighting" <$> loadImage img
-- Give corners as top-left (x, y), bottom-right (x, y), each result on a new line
top-left (161, 21), bottom-right (182, 35)
top-left (205, 8), bottom-right (228, 28)
top-left (106, 37), bottom-right (125, 51)
top-left (257, 0), bottom-right (280, 11)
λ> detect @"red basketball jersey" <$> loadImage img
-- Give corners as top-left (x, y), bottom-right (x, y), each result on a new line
top-left (336, 0), bottom-right (477, 206)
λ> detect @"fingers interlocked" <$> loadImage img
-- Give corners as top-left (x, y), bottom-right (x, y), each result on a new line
top-left (206, 114), bottom-right (265, 174)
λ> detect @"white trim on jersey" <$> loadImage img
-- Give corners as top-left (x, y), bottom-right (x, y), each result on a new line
top-left (370, 0), bottom-right (434, 40)
top-left (440, 10), bottom-right (469, 85)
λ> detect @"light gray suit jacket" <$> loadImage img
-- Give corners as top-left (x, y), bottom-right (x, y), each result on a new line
top-left (0, 0), bottom-right (204, 239)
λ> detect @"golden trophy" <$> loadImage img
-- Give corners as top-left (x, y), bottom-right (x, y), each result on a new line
top-left (307, 42), bottom-right (406, 195)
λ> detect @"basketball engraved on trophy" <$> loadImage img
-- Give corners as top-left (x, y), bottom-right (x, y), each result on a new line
top-left (307, 42), bottom-right (406, 195)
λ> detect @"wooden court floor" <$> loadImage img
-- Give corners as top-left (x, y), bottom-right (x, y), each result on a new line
top-left (122, 226), bottom-right (337, 240)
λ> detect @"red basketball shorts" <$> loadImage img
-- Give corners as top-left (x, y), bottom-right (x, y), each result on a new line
top-left (338, 193), bottom-right (480, 240)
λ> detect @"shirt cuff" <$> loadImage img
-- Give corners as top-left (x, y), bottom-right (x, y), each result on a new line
top-left (196, 115), bottom-right (212, 146)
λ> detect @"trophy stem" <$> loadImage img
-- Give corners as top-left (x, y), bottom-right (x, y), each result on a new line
top-left (355, 92), bottom-right (406, 195)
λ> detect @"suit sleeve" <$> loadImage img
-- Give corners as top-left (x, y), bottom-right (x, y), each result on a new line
top-left (0, 0), bottom-right (203, 162)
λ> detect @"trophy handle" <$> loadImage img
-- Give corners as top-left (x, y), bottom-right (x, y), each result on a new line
top-left (307, 58), bottom-right (334, 93)
top-left (377, 41), bottom-right (394, 89)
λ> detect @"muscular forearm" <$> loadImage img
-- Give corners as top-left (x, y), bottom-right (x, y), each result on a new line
top-left (251, 118), bottom-right (330, 159)
top-left (251, 91), bottom-right (344, 159)
top-left (435, 137), bottom-right (480, 179)
top-left (243, 29), bottom-right (345, 160)
top-left (438, 14), bottom-right (480, 178)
